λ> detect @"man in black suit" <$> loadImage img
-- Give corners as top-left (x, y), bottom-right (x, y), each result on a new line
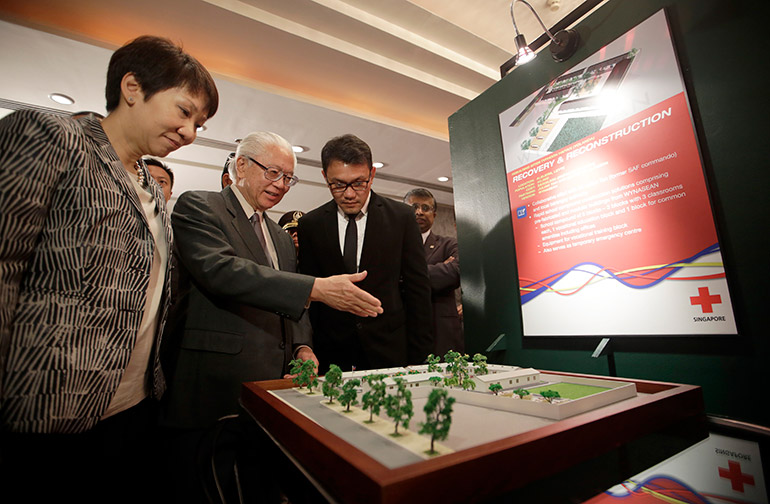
top-left (162, 132), bottom-right (381, 501)
top-left (298, 134), bottom-right (432, 373)
top-left (404, 188), bottom-right (464, 356)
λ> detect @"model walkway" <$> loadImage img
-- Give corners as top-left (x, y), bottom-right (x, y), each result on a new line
top-left (272, 388), bottom-right (425, 469)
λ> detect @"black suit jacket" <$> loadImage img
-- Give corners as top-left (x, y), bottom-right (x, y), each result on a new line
top-left (424, 232), bottom-right (463, 356)
top-left (162, 187), bottom-right (314, 429)
top-left (298, 191), bottom-right (432, 372)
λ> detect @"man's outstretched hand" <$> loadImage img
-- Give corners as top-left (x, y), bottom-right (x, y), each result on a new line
top-left (309, 270), bottom-right (383, 317)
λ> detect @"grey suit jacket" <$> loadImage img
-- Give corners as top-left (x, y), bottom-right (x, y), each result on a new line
top-left (162, 187), bottom-right (314, 429)
top-left (424, 232), bottom-right (463, 356)
top-left (0, 110), bottom-right (171, 434)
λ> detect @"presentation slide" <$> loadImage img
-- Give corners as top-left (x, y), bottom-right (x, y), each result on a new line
top-left (498, 10), bottom-right (737, 337)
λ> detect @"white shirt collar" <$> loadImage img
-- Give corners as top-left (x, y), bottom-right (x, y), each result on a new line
top-left (231, 184), bottom-right (262, 219)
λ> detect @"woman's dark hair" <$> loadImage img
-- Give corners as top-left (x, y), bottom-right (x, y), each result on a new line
top-left (105, 35), bottom-right (218, 118)
top-left (321, 134), bottom-right (372, 172)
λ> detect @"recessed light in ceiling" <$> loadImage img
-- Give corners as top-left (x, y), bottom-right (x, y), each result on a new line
top-left (372, 162), bottom-right (386, 169)
top-left (48, 93), bottom-right (75, 105)
top-left (196, 125), bottom-right (207, 132)
top-left (292, 145), bottom-right (308, 153)
top-left (437, 176), bottom-right (449, 182)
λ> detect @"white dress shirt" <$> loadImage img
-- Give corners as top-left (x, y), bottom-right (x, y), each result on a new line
top-left (231, 184), bottom-right (279, 268)
top-left (336, 191), bottom-right (372, 272)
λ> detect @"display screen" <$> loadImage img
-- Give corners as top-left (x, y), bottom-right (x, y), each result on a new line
top-left (499, 9), bottom-right (737, 337)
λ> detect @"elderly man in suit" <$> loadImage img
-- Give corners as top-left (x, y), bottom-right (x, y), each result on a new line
top-left (162, 131), bottom-right (381, 501)
top-left (404, 188), bottom-right (464, 356)
top-left (298, 134), bottom-right (432, 373)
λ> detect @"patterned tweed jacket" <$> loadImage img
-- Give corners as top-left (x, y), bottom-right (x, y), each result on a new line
top-left (0, 110), bottom-right (171, 433)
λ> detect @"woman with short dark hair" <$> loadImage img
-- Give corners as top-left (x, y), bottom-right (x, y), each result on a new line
top-left (0, 35), bottom-right (218, 499)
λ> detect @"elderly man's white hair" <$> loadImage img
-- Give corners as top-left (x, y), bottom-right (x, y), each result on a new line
top-left (228, 131), bottom-right (297, 181)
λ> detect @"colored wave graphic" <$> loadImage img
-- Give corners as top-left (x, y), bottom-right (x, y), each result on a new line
top-left (519, 244), bottom-right (723, 304)
top-left (589, 475), bottom-right (710, 503)
top-left (588, 474), bottom-right (754, 504)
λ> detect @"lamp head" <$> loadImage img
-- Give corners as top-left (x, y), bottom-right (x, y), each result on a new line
top-left (514, 34), bottom-right (536, 64)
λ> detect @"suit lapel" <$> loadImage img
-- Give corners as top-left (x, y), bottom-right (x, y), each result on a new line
top-left (265, 215), bottom-right (293, 271)
top-left (424, 231), bottom-right (438, 262)
top-left (322, 200), bottom-right (347, 272)
top-left (80, 115), bottom-right (148, 229)
top-left (223, 187), bottom-right (272, 266)
top-left (359, 191), bottom-right (381, 271)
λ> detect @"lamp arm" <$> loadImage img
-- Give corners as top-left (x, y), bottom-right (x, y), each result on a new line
top-left (510, 0), bottom-right (559, 44)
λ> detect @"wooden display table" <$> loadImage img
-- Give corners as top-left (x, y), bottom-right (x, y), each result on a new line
top-left (241, 371), bottom-right (706, 503)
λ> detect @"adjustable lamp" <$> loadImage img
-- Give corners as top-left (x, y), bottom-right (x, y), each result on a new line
top-left (514, 34), bottom-right (536, 64)
top-left (509, 0), bottom-right (580, 65)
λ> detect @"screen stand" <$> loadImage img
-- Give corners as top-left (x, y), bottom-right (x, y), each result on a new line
top-left (591, 337), bottom-right (617, 377)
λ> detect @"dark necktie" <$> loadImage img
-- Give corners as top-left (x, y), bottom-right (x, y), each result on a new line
top-left (343, 213), bottom-right (358, 274)
top-left (250, 213), bottom-right (274, 268)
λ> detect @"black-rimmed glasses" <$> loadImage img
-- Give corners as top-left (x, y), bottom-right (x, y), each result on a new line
top-left (327, 178), bottom-right (371, 194)
top-left (247, 156), bottom-right (299, 187)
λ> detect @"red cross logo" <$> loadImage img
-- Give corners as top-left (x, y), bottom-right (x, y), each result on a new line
top-left (690, 286), bottom-right (722, 313)
top-left (718, 460), bottom-right (755, 492)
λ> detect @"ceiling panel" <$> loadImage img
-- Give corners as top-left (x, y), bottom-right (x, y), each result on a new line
top-left (0, 0), bottom-right (596, 216)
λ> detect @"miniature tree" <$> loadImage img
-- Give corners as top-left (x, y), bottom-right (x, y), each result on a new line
top-left (444, 351), bottom-right (470, 389)
top-left (361, 374), bottom-right (387, 423)
top-left (460, 354), bottom-right (471, 377)
top-left (384, 377), bottom-right (413, 436)
top-left (289, 358), bottom-right (318, 392)
top-left (461, 376), bottom-right (476, 391)
top-left (540, 390), bottom-right (561, 403)
top-left (322, 364), bottom-right (343, 404)
top-left (428, 376), bottom-right (443, 388)
top-left (300, 359), bottom-right (318, 393)
top-left (289, 358), bottom-right (303, 376)
top-left (513, 388), bottom-right (530, 398)
top-left (339, 378), bottom-right (361, 412)
top-left (443, 350), bottom-right (460, 369)
top-left (306, 371), bottom-right (319, 394)
top-left (288, 358), bottom-right (304, 387)
top-left (489, 383), bottom-right (503, 395)
top-left (419, 388), bottom-right (456, 455)
top-left (307, 376), bottom-right (319, 394)
top-left (443, 350), bottom-right (460, 388)
top-left (472, 353), bottom-right (488, 376)
top-left (426, 354), bottom-right (441, 373)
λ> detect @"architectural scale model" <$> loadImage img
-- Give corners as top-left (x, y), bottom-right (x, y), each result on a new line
top-left (281, 351), bottom-right (638, 459)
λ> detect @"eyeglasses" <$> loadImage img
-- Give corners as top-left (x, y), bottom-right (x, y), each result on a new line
top-left (409, 203), bottom-right (435, 213)
top-left (327, 178), bottom-right (371, 194)
top-left (246, 156), bottom-right (299, 187)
